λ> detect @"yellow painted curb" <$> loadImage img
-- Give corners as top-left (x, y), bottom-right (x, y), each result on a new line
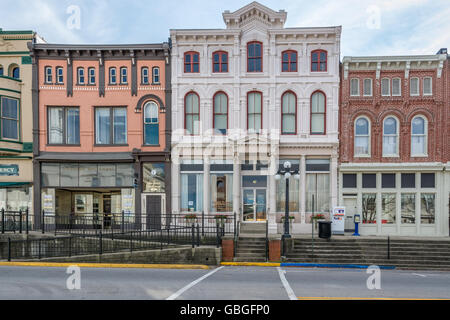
top-left (0, 262), bottom-right (209, 270)
top-left (221, 262), bottom-right (280, 267)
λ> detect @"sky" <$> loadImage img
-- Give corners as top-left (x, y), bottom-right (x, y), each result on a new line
top-left (1, 0), bottom-right (449, 57)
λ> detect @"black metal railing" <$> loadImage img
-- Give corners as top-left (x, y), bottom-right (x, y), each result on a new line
top-left (1, 209), bottom-right (31, 234)
top-left (265, 221), bottom-right (269, 262)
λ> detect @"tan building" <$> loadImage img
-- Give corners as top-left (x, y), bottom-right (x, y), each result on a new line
top-left (0, 29), bottom-right (44, 216)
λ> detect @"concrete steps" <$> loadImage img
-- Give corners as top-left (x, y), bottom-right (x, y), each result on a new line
top-left (233, 225), bottom-right (267, 262)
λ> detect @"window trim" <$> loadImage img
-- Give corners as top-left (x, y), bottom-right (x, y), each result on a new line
top-left (247, 41), bottom-right (263, 73)
top-left (184, 91), bottom-right (200, 136)
top-left (423, 77), bottom-right (432, 96)
top-left (88, 67), bottom-right (96, 85)
top-left (120, 67), bottom-right (128, 85)
top-left (46, 106), bottom-right (80, 146)
top-left (184, 51), bottom-right (200, 74)
top-left (311, 49), bottom-right (327, 72)
top-left (363, 78), bottom-right (373, 97)
top-left (143, 100), bottom-right (160, 146)
top-left (281, 90), bottom-right (297, 135)
top-left (94, 106), bottom-right (128, 146)
top-left (55, 67), bottom-right (64, 85)
top-left (44, 66), bottom-right (53, 84)
top-left (281, 50), bottom-right (298, 72)
top-left (310, 90), bottom-right (327, 135)
top-left (212, 51), bottom-right (228, 73)
top-left (0, 95), bottom-right (20, 142)
top-left (152, 67), bottom-right (160, 84)
top-left (212, 91), bottom-right (229, 135)
top-left (392, 77), bottom-right (402, 96)
top-left (354, 116), bottom-right (371, 157)
top-left (141, 67), bottom-right (149, 85)
top-left (350, 78), bottom-right (360, 97)
top-left (77, 67), bottom-right (85, 85)
top-left (109, 67), bottom-right (117, 85)
top-left (411, 115), bottom-right (428, 157)
top-left (382, 116), bottom-right (400, 157)
top-left (247, 91), bottom-right (263, 132)
top-left (11, 66), bottom-right (20, 79)
top-left (410, 77), bottom-right (420, 96)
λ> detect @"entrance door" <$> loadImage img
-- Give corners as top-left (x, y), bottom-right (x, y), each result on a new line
top-left (343, 197), bottom-right (357, 232)
top-left (146, 195), bottom-right (162, 230)
top-left (242, 189), bottom-right (267, 222)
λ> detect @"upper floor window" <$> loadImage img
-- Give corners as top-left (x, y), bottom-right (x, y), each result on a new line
top-left (0, 65), bottom-right (3, 76)
top-left (311, 50), bottom-right (327, 72)
top-left (213, 51), bottom-right (228, 73)
top-left (45, 67), bottom-right (53, 84)
top-left (411, 116), bottom-right (427, 156)
top-left (11, 66), bottom-right (20, 79)
top-left (381, 78), bottom-right (390, 96)
top-left (144, 101), bottom-right (159, 145)
top-left (47, 107), bottom-right (80, 145)
top-left (184, 52), bottom-right (200, 73)
top-left (247, 91), bottom-right (262, 132)
top-left (383, 117), bottom-right (399, 157)
top-left (77, 68), bottom-right (85, 85)
top-left (282, 50), bottom-right (297, 72)
top-left (56, 67), bottom-right (64, 84)
top-left (185, 92), bottom-right (200, 135)
top-left (95, 107), bottom-right (127, 145)
top-left (142, 67), bottom-right (149, 85)
top-left (410, 77), bottom-right (419, 96)
top-left (109, 67), bottom-right (117, 85)
top-left (281, 91), bottom-right (297, 135)
top-left (350, 79), bottom-right (359, 96)
top-left (247, 42), bottom-right (262, 72)
top-left (423, 77), bottom-right (432, 96)
top-left (311, 91), bottom-right (326, 134)
top-left (213, 92), bottom-right (228, 135)
top-left (354, 117), bottom-right (370, 156)
top-left (152, 67), bottom-right (160, 84)
top-left (392, 78), bottom-right (401, 96)
top-left (363, 79), bottom-right (373, 96)
top-left (120, 67), bottom-right (128, 84)
top-left (1, 97), bottom-right (19, 141)
top-left (88, 68), bottom-right (96, 85)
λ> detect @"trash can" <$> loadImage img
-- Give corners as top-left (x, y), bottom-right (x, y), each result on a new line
top-left (318, 221), bottom-right (332, 239)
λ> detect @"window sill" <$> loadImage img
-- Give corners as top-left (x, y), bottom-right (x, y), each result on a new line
top-left (142, 144), bottom-right (160, 147)
top-left (151, 83), bottom-right (161, 86)
top-left (94, 144), bottom-right (129, 147)
top-left (354, 155), bottom-right (371, 158)
top-left (382, 155), bottom-right (400, 158)
top-left (46, 144), bottom-right (81, 147)
top-left (411, 154), bottom-right (428, 158)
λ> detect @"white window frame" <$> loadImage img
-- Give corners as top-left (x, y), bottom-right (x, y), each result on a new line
top-left (109, 68), bottom-right (117, 85)
top-left (77, 68), bottom-right (85, 85)
top-left (120, 67), bottom-right (128, 84)
top-left (392, 78), bottom-right (402, 96)
top-left (363, 78), bottom-right (373, 97)
top-left (410, 77), bottom-right (419, 96)
top-left (411, 115), bottom-right (428, 157)
top-left (350, 78), bottom-right (360, 96)
top-left (88, 68), bottom-right (96, 85)
top-left (56, 67), bottom-right (64, 84)
top-left (423, 77), bottom-right (432, 96)
top-left (152, 67), bottom-right (160, 84)
top-left (382, 116), bottom-right (399, 157)
top-left (45, 67), bottom-right (53, 84)
top-left (354, 116), bottom-right (371, 157)
top-left (381, 78), bottom-right (390, 96)
top-left (141, 67), bottom-right (149, 85)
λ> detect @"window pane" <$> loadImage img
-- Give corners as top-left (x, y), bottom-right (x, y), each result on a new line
top-left (306, 159), bottom-right (330, 172)
top-left (383, 136), bottom-right (397, 155)
top-left (384, 117), bottom-right (397, 135)
top-left (60, 164), bottom-right (78, 187)
top-left (116, 164), bottom-right (134, 187)
top-left (343, 174), bottom-right (357, 188)
top-left (362, 193), bottom-right (377, 224)
top-left (363, 79), bottom-right (372, 96)
top-left (312, 92), bottom-right (325, 112)
top-left (113, 108), bottom-right (127, 144)
top-left (311, 114), bottom-right (324, 133)
top-left (362, 174), bottom-right (376, 188)
top-left (401, 194), bottom-right (416, 224)
top-left (181, 173), bottom-right (203, 212)
top-left (350, 79), bottom-right (359, 96)
top-left (48, 107), bottom-right (63, 144)
top-left (210, 174), bottom-right (233, 212)
top-left (355, 118), bottom-right (369, 135)
top-left (41, 163), bottom-right (60, 187)
top-left (2, 119), bottom-right (18, 140)
top-left (421, 194), bottom-right (435, 224)
top-left (214, 115), bottom-right (227, 133)
top-left (282, 115), bottom-right (295, 134)
top-left (143, 163), bottom-right (165, 193)
top-left (382, 194), bottom-right (396, 224)
top-left (382, 174), bottom-right (396, 188)
top-left (96, 108), bottom-right (110, 144)
top-left (98, 164), bottom-right (115, 186)
top-left (276, 175), bottom-right (299, 212)
top-left (412, 117), bottom-right (425, 134)
top-left (392, 79), bottom-right (401, 96)
top-left (355, 136), bottom-right (369, 155)
top-left (410, 78), bottom-right (419, 95)
top-left (421, 173), bottom-right (435, 188)
top-left (401, 173), bottom-right (415, 188)
top-left (381, 79), bottom-right (390, 95)
top-left (79, 164), bottom-right (99, 187)
top-left (145, 123), bottom-right (159, 145)
top-left (66, 108), bottom-right (80, 144)
top-left (423, 78), bottom-right (432, 95)
top-left (411, 136), bottom-right (425, 155)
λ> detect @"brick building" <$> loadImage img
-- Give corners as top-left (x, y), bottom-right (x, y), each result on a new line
top-left (339, 51), bottom-right (448, 236)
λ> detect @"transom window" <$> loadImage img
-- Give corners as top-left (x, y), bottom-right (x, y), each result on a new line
top-left (311, 91), bottom-right (326, 134)
top-left (1, 97), bottom-right (19, 141)
top-left (281, 91), bottom-right (297, 134)
top-left (411, 116), bottom-right (427, 156)
top-left (311, 50), bottom-right (327, 72)
top-left (213, 51), bottom-right (228, 73)
top-left (185, 92), bottom-right (200, 135)
top-left (354, 117), bottom-right (370, 156)
top-left (184, 52), bottom-right (200, 73)
top-left (95, 107), bottom-right (127, 145)
top-left (282, 50), bottom-right (297, 72)
top-left (213, 92), bottom-right (228, 135)
top-left (47, 106), bottom-right (80, 145)
top-left (144, 101), bottom-right (159, 145)
top-left (247, 91), bottom-right (262, 132)
top-left (383, 117), bottom-right (399, 157)
top-left (247, 42), bottom-right (262, 72)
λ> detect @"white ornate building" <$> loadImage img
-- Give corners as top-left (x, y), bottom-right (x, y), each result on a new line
top-left (170, 2), bottom-right (341, 234)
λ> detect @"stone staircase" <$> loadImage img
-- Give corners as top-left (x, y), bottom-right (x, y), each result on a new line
top-left (284, 237), bottom-right (450, 271)
top-left (234, 223), bottom-right (267, 262)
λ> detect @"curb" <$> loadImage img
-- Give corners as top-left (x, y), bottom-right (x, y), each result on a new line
top-left (221, 262), bottom-right (281, 267)
top-left (281, 263), bottom-right (396, 270)
top-left (0, 262), bottom-right (210, 270)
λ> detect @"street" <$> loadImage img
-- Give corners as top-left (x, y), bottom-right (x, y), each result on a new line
top-left (0, 265), bottom-right (449, 300)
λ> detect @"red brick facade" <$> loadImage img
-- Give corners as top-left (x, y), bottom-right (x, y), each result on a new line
top-left (445, 58), bottom-right (450, 162)
top-left (340, 60), bottom-right (446, 164)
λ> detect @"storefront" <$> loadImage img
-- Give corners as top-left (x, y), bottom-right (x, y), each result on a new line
top-left (0, 161), bottom-right (33, 214)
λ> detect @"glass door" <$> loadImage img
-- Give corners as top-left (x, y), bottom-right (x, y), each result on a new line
top-left (243, 189), bottom-right (255, 222)
top-left (255, 189), bottom-right (267, 221)
top-left (242, 188), bottom-right (267, 222)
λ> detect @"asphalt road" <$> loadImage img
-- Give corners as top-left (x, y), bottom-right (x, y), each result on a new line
top-left (0, 265), bottom-right (449, 300)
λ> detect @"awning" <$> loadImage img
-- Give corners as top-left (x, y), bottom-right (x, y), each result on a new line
top-left (0, 182), bottom-right (31, 187)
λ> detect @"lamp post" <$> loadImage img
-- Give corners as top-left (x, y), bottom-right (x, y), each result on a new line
top-left (275, 161), bottom-right (300, 240)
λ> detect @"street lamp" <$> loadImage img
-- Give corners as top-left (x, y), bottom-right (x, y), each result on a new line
top-left (275, 161), bottom-right (300, 240)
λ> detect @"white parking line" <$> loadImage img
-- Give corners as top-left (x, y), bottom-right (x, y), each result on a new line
top-left (412, 273), bottom-right (427, 278)
top-left (277, 267), bottom-right (297, 301)
top-left (166, 267), bottom-right (224, 300)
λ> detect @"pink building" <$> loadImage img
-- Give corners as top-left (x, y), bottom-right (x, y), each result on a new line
top-left (30, 43), bottom-right (171, 228)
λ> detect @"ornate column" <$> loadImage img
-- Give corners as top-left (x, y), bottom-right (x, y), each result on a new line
top-left (268, 153), bottom-right (278, 234)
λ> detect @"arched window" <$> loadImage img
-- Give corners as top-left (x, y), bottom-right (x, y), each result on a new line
top-left (247, 91), bottom-right (262, 132)
top-left (109, 67), bottom-right (117, 84)
top-left (120, 67), bottom-right (128, 84)
top-left (77, 67), bottom-right (85, 85)
top-left (247, 42), bottom-right (262, 72)
top-left (311, 50), bottom-right (327, 72)
top-left (141, 67), bottom-right (149, 85)
top-left (281, 91), bottom-right (297, 134)
top-left (144, 101), bottom-right (159, 145)
top-left (11, 66), bottom-right (20, 79)
top-left (213, 92), bottom-right (228, 134)
top-left (56, 67), bottom-right (64, 84)
top-left (354, 117), bottom-right (370, 156)
top-left (310, 91), bottom-right (326, 134)
top-left (185, 92), bottom-right (200, 135)
top-left (45, 66), bottom-right (52, 84)
top-left (411, 116), bottom-right (427, 156)
top-left (383, 117), bottom-right (399, 156)
top-left (282, 50), bottom-right (297, 72)
top-left (152, 67), bottom-right (160, 84)
top-left (184, 52), bottom-right (200, 73)
top-left (213, 51), bottom-right (228, 73)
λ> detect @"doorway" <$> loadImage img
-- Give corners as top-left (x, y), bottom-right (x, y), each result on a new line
top-left (143, 194), bottom-right (164, 230)
top-left (242, 188), bottom-right (267, 222)
top-left (343, 197), bottom-right (357, 232)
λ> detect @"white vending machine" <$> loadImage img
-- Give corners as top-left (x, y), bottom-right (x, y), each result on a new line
top-left (332, 207), bottom-right (346, 235)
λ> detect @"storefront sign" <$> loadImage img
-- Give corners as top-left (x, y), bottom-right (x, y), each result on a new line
top-left (0, 165), bottom-right (19, 176)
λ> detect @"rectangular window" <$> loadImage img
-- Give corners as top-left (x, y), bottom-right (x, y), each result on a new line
top-left (181, 173), bottom-right (204, 212)
top-left (247, 42), bottom-right (262, 72)
top-left (362, 193), bottom-right (377, 224)
top-left (343, 174), bottom-right (357, 188)
top-left (60, 164), bottom-right (78, 187)
top-left (143, 163), bottom-right (165, 193)
top-left (421, 173), bottom-right (435, 188)
top-left (306, 159), bottom-right (330, 172)
top-left (88, 68), bottom-right (96, 85)
top-left (392, 78), bottom-right (401, 96)
top-left (247, 92), bottom-right (262, 132)
top-left (423, 77), bottom-right (432, 96)
top-left (381, 78), bottom-right (390, 96)
top-left (306, 173), bottom-right (330, 214)
top-left (362, 174), bottom-right (376, 188)
top-left (109, 68), bottom-right (117, 85)
top-left (401, 193), bottom-right (416, 224)
top-left (363, 79), bottom-right (372, 96)
top-left (77, 68), bottom-right (85, 85)
top-left (95, 107), bottom-right (127, 145)
top-left (210, 173), bottom-right (233, 212)
top-left (152, 67), bottom-right (160, 84)
top-left (47, 107), bottom-right (80, 145)
top-left (45, 67), bottom-right (52, 84)
top-left (79, 164), bottom-right (99, 187)
top-left (1, 97), bottom-right (19, 140)
top-left (350, 79), bottom-right (359, 96)
top-left (421, 193), bottom-right (435, 224)
top-left (56, 67), bottom-right (64, 84)
top-left (41, 163), bottom-right (60, 187)
top-left (382, 173), bottom-right (396, 188)
top-left (401, 173), bottom-right (415, 188)
top-left (120, 68), bottom-right (128, 84)
top-left (381, 194), bottom-right (396, 224)
top-left (410, 77), bottom-right (419, 96)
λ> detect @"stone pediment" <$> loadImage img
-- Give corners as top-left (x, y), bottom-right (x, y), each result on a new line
top-left (223, 1), bottom-right (287, 30)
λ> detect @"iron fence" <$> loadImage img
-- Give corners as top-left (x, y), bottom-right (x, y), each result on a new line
top-left (1, 209), bottom-right (31, 234)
